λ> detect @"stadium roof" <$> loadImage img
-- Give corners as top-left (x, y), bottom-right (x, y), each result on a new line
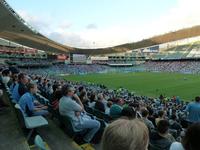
top-left (0, 0), bottom-right (75, 54)
top-left (0, 0), bottom-right (117, 55)
top-left (1, 0), bottom-right (200, 55)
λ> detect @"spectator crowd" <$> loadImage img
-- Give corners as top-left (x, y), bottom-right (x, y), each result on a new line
top-left (145, 60), bottom-right (200, 74)
top-left (1, 64), bottom-right (200, 150)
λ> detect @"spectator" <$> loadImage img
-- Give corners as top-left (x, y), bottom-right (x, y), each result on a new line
top-left (8, 65), bottom-right (19, 75)
top-left (12, 73), bottom-right (29, 102)
top-left (79, 91), bottom-right (89, 105)
top-left (88, 93), bottom-right (96, 108)
top-left (121, 106), bottom-right (136, 119)
top-left (7, 67), bottom-right (19, 88)
top-left (98, 93), bottom-right (107, 107)
top-left (129, 102), bottom-right (142, 118)
top-left (147, 106), bottom-right (156, 127)
top-left (9, 74), bottom-right (18, 93)
top-left (102, 118), bottom-right (149, 150)
top-left (50, 84), bottom-right (62, 111)
top-left (150, 120), bottom-right (175, 150)
top-left (169, 114), bottom-right (182, 137)
top-left (182, 122), bottom-right (200, 150)
top-left (1, 69), bottom-right (11, 85)
top-left (170, 142), bottom-right (184, 150)
top-left (94, 94), bottom-right (106, 113)
top-left (77, 86), bottom-right (85, 97)
top-left (18, 83), bottom-right (48, 116)
top-left (186, 96), bottom-right (200, 123)
top-left (47, 83), bottom-right (53, 96)
top-left (110, 98), bottom-right (124, 119)
top-left (105, 101), bottom-right (113, 115)
top-left (155, 110), bottom-right (165, 126)
top-left (170, 122), bottom-right (200, 150)
top-left (59, 85), bottom-right (100, 143)
top-left (141, 108), bottom-right (155, 133)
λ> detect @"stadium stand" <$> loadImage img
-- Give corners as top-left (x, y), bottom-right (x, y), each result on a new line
top-left (145, 60), bottom-right (200, 74)
top-left (2, 0), bottom-right (200, 150)
top-left (0, 68), bottom-right (86, 150)
top-left (148, 41), bottom-right (200, 60)
top-left (1, 64), bottom-right (200, 149)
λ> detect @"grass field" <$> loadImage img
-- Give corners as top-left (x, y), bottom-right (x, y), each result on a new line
top-left (64, 72), bottom-right (200, 101)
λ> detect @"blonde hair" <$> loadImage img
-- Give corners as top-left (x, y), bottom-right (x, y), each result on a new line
top-left (102, 118), bottom-right (149, 150)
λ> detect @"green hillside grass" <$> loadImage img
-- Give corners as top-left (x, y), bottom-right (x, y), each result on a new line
top-left (64, 72), bottom-right (200, 101)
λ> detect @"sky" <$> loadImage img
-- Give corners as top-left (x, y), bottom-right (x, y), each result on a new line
top-left (6, 0), bottom-right (200, 48)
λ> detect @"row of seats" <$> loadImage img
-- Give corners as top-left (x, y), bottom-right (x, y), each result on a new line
top-left (84, 105), bottom-right (112, 123)
top-left (3, 84), bottom-right (48, 145)
top-left (48, 103), bottom-right (106, 144)
top-left (4, 80), bottom-right (107, 146)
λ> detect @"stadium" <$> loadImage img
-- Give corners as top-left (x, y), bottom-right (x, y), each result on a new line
top-left (1, 0), bottom-right (200, 150)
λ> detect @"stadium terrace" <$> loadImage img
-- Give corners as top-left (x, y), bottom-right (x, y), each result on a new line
top-left (1, 0), bottom-right (200, 150)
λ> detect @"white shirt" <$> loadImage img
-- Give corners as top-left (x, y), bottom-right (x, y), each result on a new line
top-left (170, 142), bottom-right (184, 150)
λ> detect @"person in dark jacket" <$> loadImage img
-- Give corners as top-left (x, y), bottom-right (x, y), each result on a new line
top-left (94, 94), bottom-right (105, 113)
top-left (50, 84), bottom-right (62, 110)
top-left (150, 120), bottom-right (175, 150)
top-left (169, 114), bottom-right (182, 137)
top-left (12, 73), bottom-right (29, 102)
top-left (121, 106), bottom-right (136, 119)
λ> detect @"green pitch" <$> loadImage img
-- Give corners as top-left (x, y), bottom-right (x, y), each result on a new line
top-left (64, 72), bottom-right (200, 101)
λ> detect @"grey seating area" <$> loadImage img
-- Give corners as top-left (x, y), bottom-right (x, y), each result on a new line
top-left (1, 82), bottom-right (84, 150)
top-left (14, 104), bottom-right (48, 141)
top-left (0, 107), bottom-right (30, 150)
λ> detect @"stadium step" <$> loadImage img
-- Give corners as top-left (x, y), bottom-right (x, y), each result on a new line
top-left (36, 118), bottom-right (83, 150)
top-left (0, 107), bottom-right (30, 150)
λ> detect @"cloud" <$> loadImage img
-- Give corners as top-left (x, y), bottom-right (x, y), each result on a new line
top-left (16, 0), bottom-right (200, 49)
top-left (86, 24), bottom-right (98, 30)
top-left (18, 10), bottom-right (137, 48)
top-left (140, 0), bottom-right (200, 37)
top-left (58, 22), bottom-right (72, 30)
top-left (79, 0), bottom-right (200, 48)
top-left (48, 31), bottom-right (90, 48)
top-left (78, 25), bottom-right (137, 48)
top-left (18, 10), bottom-right (52, 34)
top-left (18, 10), bottom-right (97, 48)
